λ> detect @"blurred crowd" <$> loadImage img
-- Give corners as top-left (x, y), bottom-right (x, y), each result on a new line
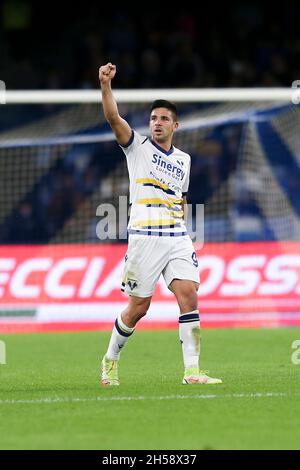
top-left (3, 112), bottom-right (299, 244)
top-left (1, 2), bottom-right (300, 244)
top-left (1, 140), bottom-right (121, 243)
top-left (0, 2), bottom-right (298, 90)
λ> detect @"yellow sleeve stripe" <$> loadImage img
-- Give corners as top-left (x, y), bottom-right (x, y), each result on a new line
top-left (169, 211), bottom-right (184, 218)
top-left (169, 198), bottom-right (183, 204)
top-left (137, 198), bottom-right (175, 207)
top-left (136, 178), bottom-right (169, 190)
top-left (134, 219), bottom-right (176, 227)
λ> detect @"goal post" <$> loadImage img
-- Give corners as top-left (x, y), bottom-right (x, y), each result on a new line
top-left (4, 87), bottom-right (295, 103)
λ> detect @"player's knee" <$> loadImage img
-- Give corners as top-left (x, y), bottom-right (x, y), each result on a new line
top-left (136, 296), bottom-right (151, 307)
top-left (128, 297), bottom-right (150, 321)
top-left (122, 305), bottom-right (148, 328)
top-left (134, 303), bottom-right (149, 319)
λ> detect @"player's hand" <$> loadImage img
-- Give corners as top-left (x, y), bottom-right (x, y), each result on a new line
top-left (99, 63), bottom-right (116, 85)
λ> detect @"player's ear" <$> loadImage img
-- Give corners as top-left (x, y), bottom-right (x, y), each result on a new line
top-left (174, 121), bottom-right (179, 130)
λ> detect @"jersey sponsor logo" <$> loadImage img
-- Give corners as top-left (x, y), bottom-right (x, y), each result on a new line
top-left (152, 154), bottom-right (185, 181)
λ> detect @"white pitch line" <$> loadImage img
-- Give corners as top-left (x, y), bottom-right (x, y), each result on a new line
top-left (0, 392), bottom-right (298, 405)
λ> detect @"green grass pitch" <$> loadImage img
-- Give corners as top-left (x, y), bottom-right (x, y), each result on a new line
top-left (0, 327), bottom-right (300, 450)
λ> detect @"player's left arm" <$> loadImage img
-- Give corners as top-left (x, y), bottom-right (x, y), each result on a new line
top-left (182, 195), bottom-right (188, 221)
top-left (182, 157), bottom-right (190, 221)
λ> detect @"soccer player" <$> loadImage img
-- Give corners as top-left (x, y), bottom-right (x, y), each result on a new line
top-left (99, 62), bottom-right (222, 386)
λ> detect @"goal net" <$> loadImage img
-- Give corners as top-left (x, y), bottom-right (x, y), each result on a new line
top-left (1, 97), bottom-right (299, 244)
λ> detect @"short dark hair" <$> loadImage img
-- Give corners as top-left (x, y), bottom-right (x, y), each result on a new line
top-left (150, 100), bottom-right (178, 121)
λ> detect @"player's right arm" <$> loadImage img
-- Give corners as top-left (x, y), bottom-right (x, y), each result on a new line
top-left (99, 63), bottom-right (132, 146)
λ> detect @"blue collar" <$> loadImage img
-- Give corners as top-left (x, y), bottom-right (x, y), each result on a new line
top-left (150, 139), bottom-right (174, 156)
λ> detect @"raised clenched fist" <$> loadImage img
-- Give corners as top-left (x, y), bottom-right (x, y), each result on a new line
top-left (99, 63), bottom-right (116, 85)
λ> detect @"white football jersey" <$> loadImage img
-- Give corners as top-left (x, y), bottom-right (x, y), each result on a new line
top-left (120, 130), bottom-right (191, 236)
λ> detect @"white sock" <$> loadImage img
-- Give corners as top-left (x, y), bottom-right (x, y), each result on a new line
top-left (179, 310), bottom-right (201, 370)
top-left (106, 314), bottom-right (135, 361)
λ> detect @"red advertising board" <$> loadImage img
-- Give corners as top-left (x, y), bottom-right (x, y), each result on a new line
top-left (0, 242), bottom-right (300, 331)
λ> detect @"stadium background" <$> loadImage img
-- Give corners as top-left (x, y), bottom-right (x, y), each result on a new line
top-left (1, 1), bottom-right (300, 453)
top-left (0, 2), bottom-right (300, 331)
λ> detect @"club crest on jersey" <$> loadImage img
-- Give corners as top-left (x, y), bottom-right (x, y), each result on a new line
top-left (152, 154), bottom-right (185, 181)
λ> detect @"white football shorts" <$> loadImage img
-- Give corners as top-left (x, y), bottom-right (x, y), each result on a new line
top-left (121, 234), bottom-right (200, 298)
